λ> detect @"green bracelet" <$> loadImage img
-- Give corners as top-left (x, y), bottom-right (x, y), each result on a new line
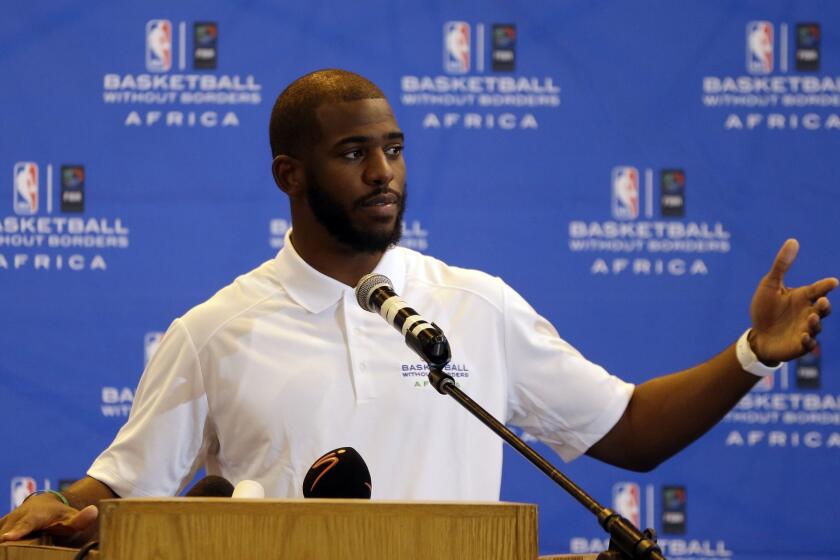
top-left (24, 489), bottom-right (70, 506)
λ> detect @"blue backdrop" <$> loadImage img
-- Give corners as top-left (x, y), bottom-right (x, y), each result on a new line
top-left (2, 2), bottom-right (838, 558)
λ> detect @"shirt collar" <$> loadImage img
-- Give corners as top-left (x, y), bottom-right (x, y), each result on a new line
top-left (273, 228), bottom-right (407, 314)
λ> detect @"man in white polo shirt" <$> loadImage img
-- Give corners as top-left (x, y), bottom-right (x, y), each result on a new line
top-left (1, 69), bottom-right (836, 542)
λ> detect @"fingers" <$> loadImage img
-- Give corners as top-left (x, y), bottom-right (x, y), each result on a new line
top-left (801, 332), bottom-right (817, 351)
top-left (803, 297), bottom-right (831, 346)
top-left (0, 516), bottom-right (38, 542)
top-left (806, 277), bottom-right (840, 302)
top-left (766, 238), bottom-right (799, 285)
top-left (815, 296), bottom-right (832, 318)
top-left (807, 313), bottom-right (822, 336)
top-left (45, 506), bottom-right (98, 537)
top-left (68, 505), bottom-right (98, 532)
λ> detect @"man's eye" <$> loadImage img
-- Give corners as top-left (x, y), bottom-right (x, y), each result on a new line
top-left (342, 150), bottom-right (364, 160)
top-left (385, 145), bottom-right (404, 157)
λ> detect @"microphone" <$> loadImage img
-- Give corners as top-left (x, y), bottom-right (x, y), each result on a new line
top-left (232, 480), bottom-right (265, 499)
top-left (185, 475), bottom-right (234, 497)
top-left (302, 447), bottom-right (372, 499)
top-left (355, 273), bottom-right (451, 368)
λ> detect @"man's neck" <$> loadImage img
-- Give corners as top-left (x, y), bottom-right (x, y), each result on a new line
top-left (289, 230), bottom-right (384, 288)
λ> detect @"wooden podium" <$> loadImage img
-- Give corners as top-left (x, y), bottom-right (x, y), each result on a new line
top-left (3, 499), bottom-right (547, 559)
top-left (100, 499), bottom-right (537, 559)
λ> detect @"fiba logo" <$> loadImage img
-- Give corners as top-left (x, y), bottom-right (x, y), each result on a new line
top-left (611, 166), bottom-right (639, 220)
top-left (60, 165), bottom-right (85, 213)
top-left (661, 485), bottom-right (687, 534)
top-left (795, 342), bottom-right (821, 389)
top-left (796, 23), bottom-right (820, 72)
top-left (612, 482), bottom-right (641, 527)
top-left (444, 21), bottom-right (471, 74)
top-left (492, 24), bottom-right (516, 71)
top-left (746, 21), bottom-right (774, 74)
top-left (660, 169), bottom-right (686, 217)
top-left (194, 22), bottom-right (219, 70)
top-left (13, 162), bottom-right (38, 215)
top-left (146, 19), bottom-right (173, 72)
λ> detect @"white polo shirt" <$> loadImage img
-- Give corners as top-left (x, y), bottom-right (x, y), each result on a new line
top-left (88, 232), bottom-right (633, 500)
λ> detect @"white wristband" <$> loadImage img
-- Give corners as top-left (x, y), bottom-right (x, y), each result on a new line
top-left (736, 329), bottom-right (783, 377)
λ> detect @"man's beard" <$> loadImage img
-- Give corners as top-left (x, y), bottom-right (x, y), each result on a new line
top-left (305, 173), bottom-right (406, 254)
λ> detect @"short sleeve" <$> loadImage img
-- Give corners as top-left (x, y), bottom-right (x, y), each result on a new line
top-left (87, 318), bottom-right (213, 497)
top-left (502, 283), bottom-right (634, 462)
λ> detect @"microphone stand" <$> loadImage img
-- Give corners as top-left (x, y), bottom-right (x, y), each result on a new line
top-left (427, 367), bottom-right (665, 560)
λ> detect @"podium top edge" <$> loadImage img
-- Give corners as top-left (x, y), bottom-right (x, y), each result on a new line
top-left (102, 498), bottom-right (534, 507)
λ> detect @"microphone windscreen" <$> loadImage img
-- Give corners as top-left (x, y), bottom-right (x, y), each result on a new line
top-left (232, 479), bottom-right (265, 499)
top-left (303, 447), bottom-right (372, 499)
top-left (355, 273), bottom-right (393, 312)
top-left (185, 475), bottom-right (234, 497)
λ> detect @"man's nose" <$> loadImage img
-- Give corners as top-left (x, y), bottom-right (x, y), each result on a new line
top-left (363, 150), bottom-right (395, 187)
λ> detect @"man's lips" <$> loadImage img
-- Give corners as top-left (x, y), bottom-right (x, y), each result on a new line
top-left (359, 192), bottom-right (400, 207)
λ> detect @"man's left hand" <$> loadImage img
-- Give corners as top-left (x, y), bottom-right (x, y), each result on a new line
top-left (749, 238), bottom-right (838, 364)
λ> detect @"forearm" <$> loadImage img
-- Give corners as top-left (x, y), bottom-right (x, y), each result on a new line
top-left (61, 476), bottom-right (119, 510)
top-left (588, 343), bottom-right (760, 471)
top-left (630, 344), bottom-right (759, 458)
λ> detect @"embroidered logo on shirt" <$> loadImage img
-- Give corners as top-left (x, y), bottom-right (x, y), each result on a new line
top-left (400, 362), bottom-right (471, 388)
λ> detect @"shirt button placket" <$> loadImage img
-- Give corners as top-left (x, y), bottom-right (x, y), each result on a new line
top-left (345, 293), bottom-right (374, 403)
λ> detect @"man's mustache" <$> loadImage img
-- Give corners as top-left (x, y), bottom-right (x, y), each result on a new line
top-left (354, 187), bottom-right (404, 208)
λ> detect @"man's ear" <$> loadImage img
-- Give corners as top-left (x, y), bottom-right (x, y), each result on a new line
top-left (272, 155), bottom-right (305, 196)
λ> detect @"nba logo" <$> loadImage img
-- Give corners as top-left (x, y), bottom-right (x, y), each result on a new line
top-left (444, 21), bottom-right (471, 74)
top-left (11, 477), bottom-right (37, 510)
top-left (144, 332), bottom-right (165, 365)
top-left (612, 166), bottom-right (639, 220)
top-left (746, 21), bottom-right (774, 74)
top-left (146, 19), bottom-right (172, 72)
top-left (13, 162), bottom-right (39, 215)
top-left (612, 482), bottom-right (641, 527)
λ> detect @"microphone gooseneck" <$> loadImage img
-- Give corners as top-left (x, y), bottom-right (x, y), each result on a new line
top-left (354, 273), bottom-right (451, 368)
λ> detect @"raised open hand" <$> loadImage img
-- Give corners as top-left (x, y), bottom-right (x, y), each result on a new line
top-left (749, 239), bottom-right (837, 364)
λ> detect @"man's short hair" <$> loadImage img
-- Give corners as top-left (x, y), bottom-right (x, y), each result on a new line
top-left (269, 69), bottom-right (386, 158)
